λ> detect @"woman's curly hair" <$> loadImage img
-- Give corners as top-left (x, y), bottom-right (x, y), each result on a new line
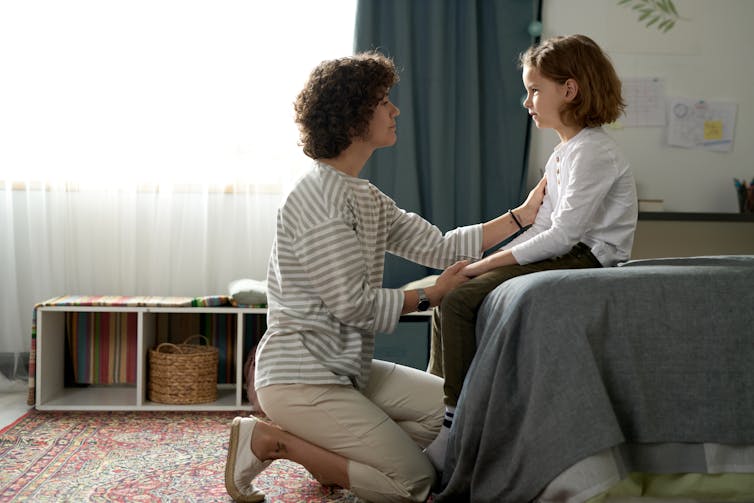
top-left (294, 51), bottom-right (399, 160)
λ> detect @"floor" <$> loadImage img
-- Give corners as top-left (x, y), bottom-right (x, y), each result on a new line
top-left (0, 385), bottom-right (32, 430)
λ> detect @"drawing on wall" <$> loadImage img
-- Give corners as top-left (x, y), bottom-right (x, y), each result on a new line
top-left (617, 0), bottom-right (682, 32)
top-left (667, 98), bottom-right (737, 152)
top-left (606, 0), bottom-right (698, 54)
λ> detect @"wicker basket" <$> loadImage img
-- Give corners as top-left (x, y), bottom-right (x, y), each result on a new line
top-left (148, 334), bottom-right (219, 405)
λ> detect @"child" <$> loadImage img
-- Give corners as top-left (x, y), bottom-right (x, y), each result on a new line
top-left (425, 34), bottom-right (638, 469)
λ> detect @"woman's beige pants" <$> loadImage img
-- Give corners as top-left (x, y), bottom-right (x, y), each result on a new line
top-left (258, 359), bottom-right (444, 503)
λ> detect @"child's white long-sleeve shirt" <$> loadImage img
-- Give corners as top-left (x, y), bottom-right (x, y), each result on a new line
top-left (507, 127), bottom-right (638, 267)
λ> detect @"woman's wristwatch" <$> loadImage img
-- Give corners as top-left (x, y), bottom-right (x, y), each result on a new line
top-left (416, 288), bottom-right (431, 311)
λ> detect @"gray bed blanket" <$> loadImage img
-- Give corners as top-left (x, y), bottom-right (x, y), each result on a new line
top-left (437, 256), bottom-right (754, 503)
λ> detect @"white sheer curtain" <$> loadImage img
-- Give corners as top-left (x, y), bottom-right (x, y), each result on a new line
top-left (0, 0), bottom-right (356, 387)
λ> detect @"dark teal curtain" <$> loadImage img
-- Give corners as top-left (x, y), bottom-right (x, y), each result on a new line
top-left (355, 0), bottom-right (539, 287)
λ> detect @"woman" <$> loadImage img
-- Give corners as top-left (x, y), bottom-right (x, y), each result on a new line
top-left (225, 51), bottom-right (546, 503)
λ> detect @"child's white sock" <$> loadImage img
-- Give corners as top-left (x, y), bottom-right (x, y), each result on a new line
top-left (425, 406), bottom-right (455, 471)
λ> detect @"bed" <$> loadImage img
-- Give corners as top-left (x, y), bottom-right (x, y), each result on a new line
top-left (435, 255), bottom-right (754, 502)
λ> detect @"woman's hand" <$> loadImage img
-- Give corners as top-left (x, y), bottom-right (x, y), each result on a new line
top-left (426, 260), bottom-right (471, 305)
top-left (516, 176), bottom-right (547, 226)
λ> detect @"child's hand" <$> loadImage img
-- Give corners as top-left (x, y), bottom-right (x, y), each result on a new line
top-left (517, 176), bottom-right (547, 225)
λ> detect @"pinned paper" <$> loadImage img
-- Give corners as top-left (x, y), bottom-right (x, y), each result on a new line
top-left (620, 77), bottom-right (666, 127)
top-left (667, 98), bottom-right (737, 152)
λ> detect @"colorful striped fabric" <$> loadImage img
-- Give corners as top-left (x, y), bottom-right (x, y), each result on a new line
top-left (38, 294), bottom-right (233, 307)
top-left (66, 312), bottom-right (138, 385)
top-left (200, 313), bottom-right (235, 384)
top-left (27, 295), bottom-right (266, 405)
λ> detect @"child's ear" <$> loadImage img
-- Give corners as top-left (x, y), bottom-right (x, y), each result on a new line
top-left (564, 79), bottom-right (579, 101)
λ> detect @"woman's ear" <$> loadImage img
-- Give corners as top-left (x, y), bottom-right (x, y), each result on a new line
top-left (564, 79), bottom-right (579, 102)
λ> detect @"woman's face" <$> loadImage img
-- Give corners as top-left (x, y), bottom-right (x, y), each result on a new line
top-left (364, 95), bottom-right (400, 148)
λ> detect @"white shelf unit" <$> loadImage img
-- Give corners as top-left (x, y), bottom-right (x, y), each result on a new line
top-left (35, 305), bottom-right (266, 411)
top-left (35, 305), bottom-right (433, 411)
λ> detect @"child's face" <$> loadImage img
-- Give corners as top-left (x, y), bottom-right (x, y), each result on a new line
top-left (521, 65), bottom-right (568, 132)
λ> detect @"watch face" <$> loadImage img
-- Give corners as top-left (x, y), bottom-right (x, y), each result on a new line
top-left (417, 288), bottom-right (430, 311)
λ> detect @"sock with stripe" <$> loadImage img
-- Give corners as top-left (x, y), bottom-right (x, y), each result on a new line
top-left (425, 406), bottom-right (455, 471)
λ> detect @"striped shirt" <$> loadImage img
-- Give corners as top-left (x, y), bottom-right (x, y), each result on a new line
top-left (255, 161), bottom-right (482, 390)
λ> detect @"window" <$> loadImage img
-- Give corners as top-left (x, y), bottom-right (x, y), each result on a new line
top-left (0, 0), bottom-right (357, 189)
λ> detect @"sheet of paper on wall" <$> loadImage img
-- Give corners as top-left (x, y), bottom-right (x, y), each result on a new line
top-left (620, 77), bottom-right (666, 127)
top-left (667, 98), bottom-right (737, 152)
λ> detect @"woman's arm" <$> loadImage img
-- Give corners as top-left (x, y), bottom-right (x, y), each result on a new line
top-left (400, 260), bottom-right (470, 314)
top-left (480, 176), bottom-right (546, 251)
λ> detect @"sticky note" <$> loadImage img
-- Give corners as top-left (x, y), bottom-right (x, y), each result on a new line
top-left (704, 120), bottom-right (723, 140)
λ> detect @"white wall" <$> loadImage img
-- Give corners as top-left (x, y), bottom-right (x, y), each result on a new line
top-left (529, 0), bottom-right (754, 213)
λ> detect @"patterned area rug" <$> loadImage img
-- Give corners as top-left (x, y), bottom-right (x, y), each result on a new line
top-left (0, 410), bottom-right (360, 502)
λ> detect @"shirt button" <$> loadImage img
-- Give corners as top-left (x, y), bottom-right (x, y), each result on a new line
top-left (556, 156), bottom-right (560, 162)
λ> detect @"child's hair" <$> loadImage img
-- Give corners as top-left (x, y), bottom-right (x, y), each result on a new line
top-left (294, 51), bottom-right (399, 160)
top-left (518, 34), bottom-right (625, 128)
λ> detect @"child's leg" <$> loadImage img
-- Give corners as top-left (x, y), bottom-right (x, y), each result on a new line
top-left (425, 266), bottom-right (524, 469)
top-left (426, 308), bottom-right (443, 377)
top-left (438, 266), bottom-right (527, 407)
